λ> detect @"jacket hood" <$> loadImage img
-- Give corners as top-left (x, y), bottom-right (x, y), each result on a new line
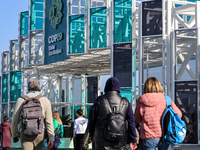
top-left (104, 77), bottom-right (120, 93)
top-left (1, 121), bottom-right (10, 127)
top-left (138, 93), bottom-right (164, 107)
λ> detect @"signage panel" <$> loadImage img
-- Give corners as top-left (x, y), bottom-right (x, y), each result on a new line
top-left (142, 0), bottom-right (162, 36)
top-left (175, 81), bottom-right (198, 144)
top-left (114, 43), bottom-right (132, 87)
top-left (44, 0), bottom-right (68, 64)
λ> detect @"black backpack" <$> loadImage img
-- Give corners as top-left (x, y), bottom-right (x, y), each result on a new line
top-left (101, 96), bottom-right (127, 142)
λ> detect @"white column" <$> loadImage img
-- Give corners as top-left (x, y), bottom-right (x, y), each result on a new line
top-left (138, 3), bottom-right (142, 96)
top-left (110, 0), bottom-right (114, 77)
top-left (162, 0), bottom-right (166, 93)
top-left (132, 0), bottom-right (136, 112)
top-left (167, 0), bottom-right (172, 97)
top-left (82, 75), bottom-right (86, 115)
top-left (72, 75), bottom-right (75, 121)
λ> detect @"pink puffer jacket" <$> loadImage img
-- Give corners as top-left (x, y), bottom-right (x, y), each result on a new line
top-left (135, 93), bottom-right (182, 140)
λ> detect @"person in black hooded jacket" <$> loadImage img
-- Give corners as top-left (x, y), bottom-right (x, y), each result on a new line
top-left (88, 77), bottom-right (137, 150)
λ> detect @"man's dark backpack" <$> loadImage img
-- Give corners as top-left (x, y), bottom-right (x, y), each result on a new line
top-left (101, 96), bottom-right (127, 142)
top-left (20, 95), bottom-right (44, 136)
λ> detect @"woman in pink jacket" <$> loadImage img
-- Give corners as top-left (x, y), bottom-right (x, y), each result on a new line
top-left (135, 77), bottom-right (182, 150)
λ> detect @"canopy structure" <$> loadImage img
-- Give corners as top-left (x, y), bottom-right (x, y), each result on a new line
top-left (26, 48), bottom-right (111, 75)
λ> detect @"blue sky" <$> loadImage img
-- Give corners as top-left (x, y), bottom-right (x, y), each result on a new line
top-left (0, 0), bottom-right (29, 53)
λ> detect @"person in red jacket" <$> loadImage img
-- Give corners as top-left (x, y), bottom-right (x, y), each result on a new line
top-left (0, 116), bottom-right (11, 150)
top-left (135, 77), bottom-right (182, 150)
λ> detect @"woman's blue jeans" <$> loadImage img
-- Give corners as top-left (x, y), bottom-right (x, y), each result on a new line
top-left (143, 138), bottom-right (169, 150)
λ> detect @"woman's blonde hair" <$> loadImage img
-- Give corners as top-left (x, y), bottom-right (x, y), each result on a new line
top-left (52, 111), bottom-right (62, 125)
top-left (143, 77), bottom-right (163, 93)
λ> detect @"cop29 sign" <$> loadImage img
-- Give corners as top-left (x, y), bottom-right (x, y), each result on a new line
top-left (44, 0), bottom-right (68, 65)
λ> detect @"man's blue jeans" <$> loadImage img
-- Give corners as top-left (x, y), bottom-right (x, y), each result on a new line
top-left (143, 138), bottom-right (169, 150)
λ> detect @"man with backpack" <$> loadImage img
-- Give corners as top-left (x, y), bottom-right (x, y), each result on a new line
top-left (88, 77), bottom-right (137, 150)
top-left (11, 79), bottom-right (54, 150)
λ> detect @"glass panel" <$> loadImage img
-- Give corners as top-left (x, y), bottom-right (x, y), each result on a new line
top-left (29, 30), bottom-right (43, 65)
top-left (175, 81), bottom-right (198, 144)
top-left (142, 0), bottom-right (162, 36)
top-left (2, 104), bottom-right (8, 121)
top-left (10, 71), bottom-right (22, 102)
top-left (20, 11), bottom-right (29, 35)
top-left (74, 79), bottom-right (82, 104)
top-left (19, 36), bottom-right (29, 68)
top-left (69, 15), bottom-right (85, 54)
top-left (114, 0), bottom-right (132, 43)
top-left (175, 29), bottom-right (197, 80)
top-left (2, 74), bottom-right (9, 103)
top-left (2, 52), bottom-right (9, 74)
top-left (85, 105), bottom-right (92, 117)
top-left (90, 7), bottom-right (107, 49)
top-left (91, 0), bottom-right (106, 7)
top-left (120, 88), bottom-right (132, 103)
top-left (30, 0), bottom-right (43, 30)
top-left (10, 40), bottom-right (19, 71)
top-left (142, 36), bottom-right (163, 84)
top-left (87, 77), bottom-right (98, 103)
top-left (71, 0), bottom-right (85, 15)
top-left (114, 43), bottom-right (132, 87)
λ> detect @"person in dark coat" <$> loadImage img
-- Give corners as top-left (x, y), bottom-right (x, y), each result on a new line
top-left (88, 77), bottom-right (137, 150)
top-left (0, 116), bottom-right (11, 150)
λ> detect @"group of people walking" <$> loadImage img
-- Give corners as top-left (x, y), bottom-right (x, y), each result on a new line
top-left (70, 77), bottom-right (183, 150)
top-left (1, 76), bottom-right (183, 150)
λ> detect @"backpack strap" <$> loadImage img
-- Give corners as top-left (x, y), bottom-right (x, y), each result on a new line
top-left (164, 95), bottom-right (171, 108)
top-left (21, 95), bottom-right (43, 101)
top-left (21, 95), bottom-right (31, 101)
top-left (103, 95), bottom-right (112, 113)
top-left (34, 95), bottom-right (43, 100)
top-left (159, 95), bottom-right (172, 149)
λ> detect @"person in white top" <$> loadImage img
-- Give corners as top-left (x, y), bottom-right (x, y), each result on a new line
top-left (73, 109), bottom-right (88, 150)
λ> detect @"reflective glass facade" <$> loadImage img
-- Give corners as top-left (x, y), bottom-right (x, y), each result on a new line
top-left (114, 0), bottom-right (132, 43)
top-left (69, 15), bottom-right (85, 54)
top-left (20, 12), bottom-right (29, 35)
top-left (90, 7), bottom-right (107, 49)
top-left (30, 0), bottom-right (43, 30)
top-left (2, 74), bottom-right (9, 103)
top-left (10, 71), bottom-right (22, 102)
